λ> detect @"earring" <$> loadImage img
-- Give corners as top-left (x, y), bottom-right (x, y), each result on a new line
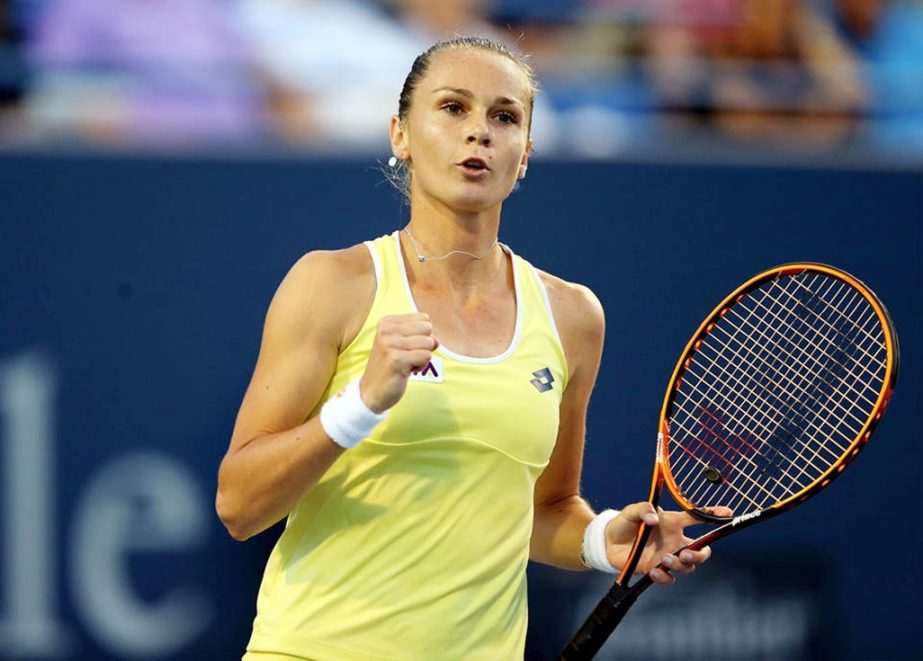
top-left (388, 156), bottom-right (398, 167)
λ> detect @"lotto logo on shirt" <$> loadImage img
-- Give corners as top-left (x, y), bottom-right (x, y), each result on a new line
top-left (409, 357), bottom-right (443, 383)
top-left (530, 367), bottom-right (554, 393)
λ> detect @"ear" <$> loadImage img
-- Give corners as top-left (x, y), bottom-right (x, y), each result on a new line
top-left (518, 139), bottom-right (532, 180)
top-left (389, 115), bottom-right (410, 163)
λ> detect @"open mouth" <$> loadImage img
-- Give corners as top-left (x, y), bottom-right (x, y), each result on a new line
top-left (460, 158), bottom-right (489, 172)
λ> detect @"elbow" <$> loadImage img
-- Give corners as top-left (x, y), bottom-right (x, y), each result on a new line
top-left (215, 488), bottom-right (254, 542)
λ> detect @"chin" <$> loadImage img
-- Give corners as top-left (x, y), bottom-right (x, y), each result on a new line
top-left (450, 196), bottom-right (504, 215)
top-left (450, 185), bottom-right (512, 214)
top-left (416, 180), bottom-right (509, 215)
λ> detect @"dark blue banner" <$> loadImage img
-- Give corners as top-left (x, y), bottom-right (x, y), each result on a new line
top-left (0, 153), bottom-right (919, 660)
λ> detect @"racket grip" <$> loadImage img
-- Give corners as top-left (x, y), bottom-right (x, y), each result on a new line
top-left (557, 583), bottom-right (639, 661)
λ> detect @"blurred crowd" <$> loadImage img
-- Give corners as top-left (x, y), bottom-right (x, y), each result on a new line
top-left (0, 0), bottom-right (920, 157)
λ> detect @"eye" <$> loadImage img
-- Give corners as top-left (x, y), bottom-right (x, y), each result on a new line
top-left (441, 101), bottom-right (464, 114)
top-left (495, 111), bottom-right (519, 125)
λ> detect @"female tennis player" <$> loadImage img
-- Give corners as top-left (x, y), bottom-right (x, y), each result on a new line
top-left (216, 36), bottom-right (719, 660)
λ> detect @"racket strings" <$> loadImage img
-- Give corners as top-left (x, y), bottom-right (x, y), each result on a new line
top-left (672, 365), bottom-right (839, 511)
top-left (671, 276), bottom-right (870, 501)
top-left (767, 277), bottom-right (886, 402)
top-left (733, 274), bottom-right (883, 415)
top-left (670, 303), bottom-right (829, 493)
top-left (717, 282), bottom-right (879, 434)
top-left (687, 282), bottom-right (863, 461)
top-left (788, 276), bottom-right (889, 371)
top-left (670, 325), bottom-right (833, 509)
top-left (684, 270), bottom-right (884, 508)
top-left (770, 275), bottom-right (886, 476)
top-left (670, 416), bottom-right (784, 509)
top-left (675, 276), bottom-right (881, 510)
top-left (670, 369), bottom-right (818, 502)
top-left (747, 275), bottom-right (885, 448)
top-left (666, 271), bottom-right (888, 514)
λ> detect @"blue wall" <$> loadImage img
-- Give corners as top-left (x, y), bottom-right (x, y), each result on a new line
top-left (0, 153), bottom-right (920, 660)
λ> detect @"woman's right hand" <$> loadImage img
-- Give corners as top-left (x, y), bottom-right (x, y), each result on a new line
top-left (360, 313), bottom-right (439, 413)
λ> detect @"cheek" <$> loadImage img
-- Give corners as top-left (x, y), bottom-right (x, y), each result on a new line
top-left (411, 123), bottom-right (456, 169)
top-left (502, 140), bottom-right (528, 175)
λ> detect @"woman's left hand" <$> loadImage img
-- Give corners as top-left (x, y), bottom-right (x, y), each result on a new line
top-left (604, 502), bottom-right (732, 585)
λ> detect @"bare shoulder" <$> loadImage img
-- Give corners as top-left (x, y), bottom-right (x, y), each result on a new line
top-left (535, 269), bottom-right (605, 343)
top-left (534, 269), bottom-right (605, 383)
top-left (269, 243), bottom-right (376, 350)
top-left (284, 243), bottom-right (374, 292)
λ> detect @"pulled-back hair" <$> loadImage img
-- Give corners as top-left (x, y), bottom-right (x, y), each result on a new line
top-left (397, 36), bottom-right (537, 124)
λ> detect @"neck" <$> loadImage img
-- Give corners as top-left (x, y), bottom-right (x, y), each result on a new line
top-left (401, 202), bottom-right (505, 288)
top-left (405, 225), bottom-right (498, 263)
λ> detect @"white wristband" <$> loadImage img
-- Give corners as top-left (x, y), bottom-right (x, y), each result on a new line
top-left (319, 378), bottom-right (388, 449)
top-left (581, 509), bottom-right (621, 574)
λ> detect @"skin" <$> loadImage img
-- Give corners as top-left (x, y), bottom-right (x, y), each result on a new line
top-left (216, 47), bottom-right (720, 584)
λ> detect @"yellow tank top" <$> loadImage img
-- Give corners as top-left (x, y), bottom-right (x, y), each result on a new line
top-left (246, 232), bottom-right (569, 660)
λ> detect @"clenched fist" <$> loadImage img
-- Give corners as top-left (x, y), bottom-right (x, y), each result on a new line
top-left (359, 313), bottom-right (439, 413)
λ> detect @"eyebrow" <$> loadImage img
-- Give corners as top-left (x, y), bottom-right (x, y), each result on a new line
top-left (431, 87), bottom-right (524, 108)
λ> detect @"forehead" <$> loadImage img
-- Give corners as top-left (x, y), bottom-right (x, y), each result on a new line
top-left (418, 48), bottom-right (533, 104)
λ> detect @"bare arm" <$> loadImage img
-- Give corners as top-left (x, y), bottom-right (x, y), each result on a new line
top-left (529, 275), bottom-right (605, 570)
top-left (215, 248), bottom-right (370, 540)
top-left (216, 245), bottom-right (439, 541)
top-left (529, 274), bottom-right (714, 582)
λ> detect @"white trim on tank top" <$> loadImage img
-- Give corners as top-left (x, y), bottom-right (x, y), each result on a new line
top-left (528, 263), bottom-right (566, 359)
top-left (363, 239), bottom-right (383, 288)
top-left (391, 230), bottom-right (523, 364)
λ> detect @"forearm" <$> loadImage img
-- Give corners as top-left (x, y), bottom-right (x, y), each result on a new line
top-left (216, 416), bottom-right (344, 541)
top-left (529, 494), bottom-right (596, 570)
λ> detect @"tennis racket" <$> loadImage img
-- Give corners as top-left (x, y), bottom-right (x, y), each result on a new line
top-left (559, 263), bottom-right (899, 660)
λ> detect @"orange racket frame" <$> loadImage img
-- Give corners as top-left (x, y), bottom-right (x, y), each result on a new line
top-left (559, 263), bottom-right (899, 660)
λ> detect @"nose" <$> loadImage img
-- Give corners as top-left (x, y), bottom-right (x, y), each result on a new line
top-left (465, 116), bottom-right (491, 147)
top-left (466, 133), bottom-right (491, 147)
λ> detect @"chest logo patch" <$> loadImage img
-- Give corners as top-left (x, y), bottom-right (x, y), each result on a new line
top-left (409, 356), bottom-right (443, 383)
top-left (530, 367), bottom-right (554, 393)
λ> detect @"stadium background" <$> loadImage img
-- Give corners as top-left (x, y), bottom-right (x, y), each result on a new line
top-left (0, 1), bottom-right (921, 659)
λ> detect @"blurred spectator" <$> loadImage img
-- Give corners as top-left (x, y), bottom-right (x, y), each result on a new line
top-left (644, 0), bottom-right (868, 149)
top-left (478, 4), bottom-right (644, 157)
top-left (24, 0), bottom-right (264, 147)
top-left (833, 0), bottom-right (923, 151)
top-left (389, 0), bottom-right (504, 42)
top-left (235, 0), bottom-right (561, 152)
top-left (0, 0), bottom-right (28, 131)
top-left (3, 0), bottom-right (915, 157)
top-left (235, 0), bottom-right (419, 150)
